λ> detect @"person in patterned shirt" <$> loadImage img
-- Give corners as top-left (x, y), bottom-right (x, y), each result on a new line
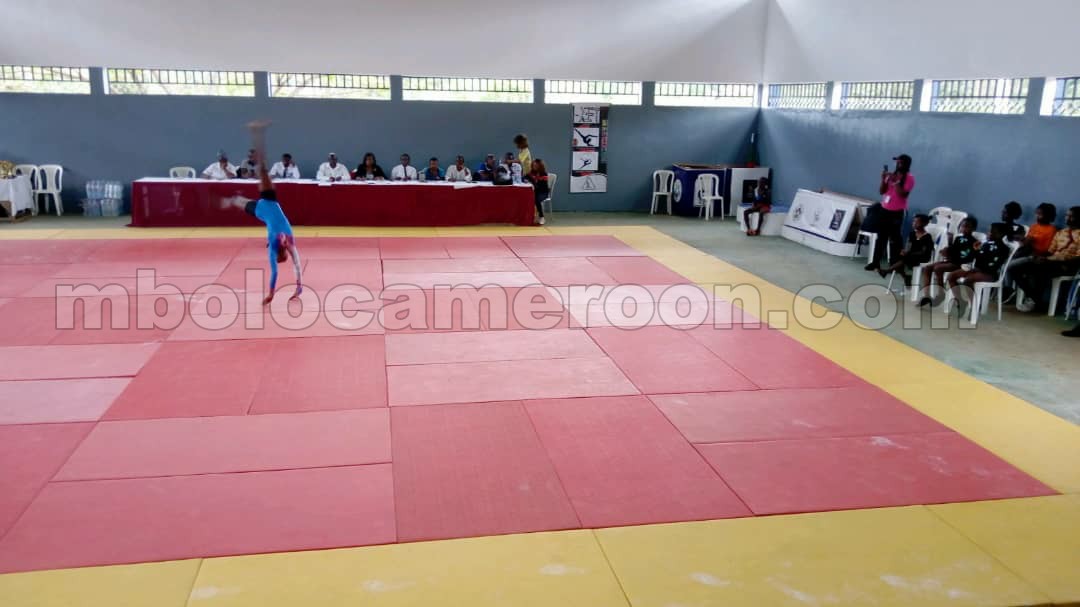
top-left (920, 215), bottom-right (979, 307)
top-left (946, 222), bottom-right (1011, 314)
top-left (1011, 206), bottom-right (1080, 313)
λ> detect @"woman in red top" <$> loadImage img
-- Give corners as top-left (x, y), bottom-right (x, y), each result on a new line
top-left (866, 154), bottom-right (915, 272)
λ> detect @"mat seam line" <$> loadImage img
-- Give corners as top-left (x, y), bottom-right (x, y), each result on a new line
top-left (590, 529), bottom-right (634, 607)
top-left (646, 395), bottom-right (757, 516)
top-left (519, 401), bottom-right (586, 530)
top-left (183, 557), bottom-right (206, 607)
top-left (922, 504), bottom-right (1056, 605)
top-left (0, 422), bottom-right (97, 545)
top-left (49, 461), bottom-right (394, 484)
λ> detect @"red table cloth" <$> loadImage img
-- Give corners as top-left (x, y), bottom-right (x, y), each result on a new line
top-left (130, 179), bottom-right (536, 227)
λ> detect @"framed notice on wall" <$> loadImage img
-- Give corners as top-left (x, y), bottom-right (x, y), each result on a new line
top-left (570, 104), bottom-right (608, 193)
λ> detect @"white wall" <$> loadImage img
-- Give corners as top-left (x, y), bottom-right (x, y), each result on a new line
top-left (763, 0), bottom-right (1080, 82)
top-left (0, 0), bottom-right (767, 82)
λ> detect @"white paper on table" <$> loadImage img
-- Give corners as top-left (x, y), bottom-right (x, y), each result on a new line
top-left (318, 182), bottom-right (333, 187)
top-left (453, 182), bottom-right (481, 189)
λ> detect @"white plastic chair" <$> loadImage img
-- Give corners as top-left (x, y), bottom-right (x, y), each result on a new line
top-left (947, 211), bottom-right (969, 237)
top-left (901, 224), bottom-right (948, 301)
top-left (169, 166), bottom-right (197, 179)
top-left (928, 206), bottom-right (952, 227)
top-left (650, 169), bottom-right (674, 215)
top-left (14, 164), bottom-right (40, 215)
top-left (37, 164), bottom-right (64, 216)
top-left (541, 172), bottom-right (557, 217)
top-left (1066, 271), bottom-right (1080, 320)
top-left (1047, 274), bottom-right (1078, 317)
top-left (853, 230), bottom-right (878, 262)
top-left (693, 174), bottom-right (722, 221)
top-left (854, 210), bottom-right (907, 263)
top-left (944, 240), bottom-right (1021, 325)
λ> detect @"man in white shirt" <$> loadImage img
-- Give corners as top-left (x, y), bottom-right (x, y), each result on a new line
top-left (445, 155), bottom-right (473, 182)
top-left (269, 153), bottom-right (300, 179)
top-left (317, 153), bottom-right (350, 182)
top-left (237, 148), bottom-right (260, 178)
top-left (391, 153), bottom-right (418, 181)
top-left (202, 153), bottom-right (237, 180)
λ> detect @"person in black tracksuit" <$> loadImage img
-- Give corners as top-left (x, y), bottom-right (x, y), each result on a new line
top-left (525, 159), bottom-right (550, 226)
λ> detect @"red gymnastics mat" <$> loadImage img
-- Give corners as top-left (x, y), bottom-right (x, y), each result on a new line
top-left (0, 234), bottom-right (1056, 573)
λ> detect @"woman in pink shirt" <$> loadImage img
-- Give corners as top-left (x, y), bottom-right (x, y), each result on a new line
top-left (866, 154), bottom-right (916, 271)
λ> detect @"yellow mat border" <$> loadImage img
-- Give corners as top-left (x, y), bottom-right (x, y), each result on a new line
top-left (1, 224), bottom-right (1076, 606)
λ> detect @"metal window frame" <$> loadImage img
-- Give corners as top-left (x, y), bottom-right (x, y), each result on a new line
top-left (767, 82), bottom-right (827, 110)
top-left (927, 78), bottom-right (1030, 115)
top-left (655, 81), bottom-right (757, 107)
top-left (401, 77), bottom-right (534, 102)
top-left (269, 72), bottom-right (391, 100)
top-left (0, 65), bottom-right (91, 94)
top-left (1052, 76), bottom-right (1080, 117)
top-left (838, 80), bottom-right (914, 111)
top-left (105, 68), bottom-right (256, 96)
top-left (544, 79), bottom-right (642, 105)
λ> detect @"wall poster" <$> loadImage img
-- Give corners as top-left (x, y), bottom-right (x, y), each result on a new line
top-left (570, 104), bottom-right (608, 193)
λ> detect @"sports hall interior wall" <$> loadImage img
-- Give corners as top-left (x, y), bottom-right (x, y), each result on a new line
top-left (757, 78), bottom-right (1080, 226)
top-left (0, 78), bottom-right (757, 214)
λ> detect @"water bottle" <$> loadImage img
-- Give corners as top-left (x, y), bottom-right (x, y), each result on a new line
top-left (511, 163), bottom-right (522, 184)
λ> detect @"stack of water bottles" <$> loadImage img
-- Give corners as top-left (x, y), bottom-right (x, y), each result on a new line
top-left (83, 181), bottom-right (124, 217)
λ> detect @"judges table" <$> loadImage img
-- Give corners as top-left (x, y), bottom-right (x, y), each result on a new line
top-left (130, 178), bottom-right (537, 227)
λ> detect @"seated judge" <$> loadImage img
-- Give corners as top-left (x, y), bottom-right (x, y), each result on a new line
top-left (392, 153), bottom-right (418, 181)
top-left (269, 153), bottom-right (300, 179)
top-left (202, 153), bottom-right (237, 180)
top-left (354, 152), bottom-right (386, 180)
top-left (445, 155), bottom-right (472, 182)
top-left (421, 157), bottom-right (444, 182)
top-left (237, 148), bottom-right (260, 178)
top-left (474, 154), bottom-right (498, 182)
top-left (317, 153), bottom-right (350, 182)
top-left (501, 152), bottom-right (523, 183)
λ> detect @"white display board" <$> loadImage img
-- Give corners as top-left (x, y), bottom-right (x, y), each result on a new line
top-left (783, 189), bottom-right (859, 243)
